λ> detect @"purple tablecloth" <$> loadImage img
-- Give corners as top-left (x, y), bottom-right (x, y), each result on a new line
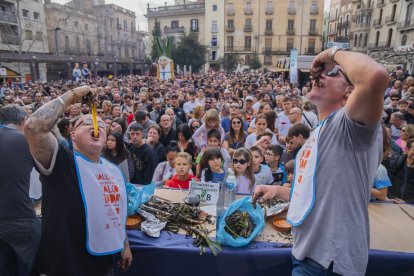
top-left (114, 230), bottom-right (414, 276)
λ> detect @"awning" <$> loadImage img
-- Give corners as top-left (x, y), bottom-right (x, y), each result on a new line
top-left (268, 68), bottom-right (289, 72)
top-left (299, 69), bottom-right (310, 73)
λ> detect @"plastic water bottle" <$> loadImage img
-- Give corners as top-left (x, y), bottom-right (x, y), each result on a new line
top-left (224, 168), bottom-right (237, 208)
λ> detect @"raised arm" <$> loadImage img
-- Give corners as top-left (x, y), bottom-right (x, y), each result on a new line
top-left (24, 86), bottom-right (93, 169)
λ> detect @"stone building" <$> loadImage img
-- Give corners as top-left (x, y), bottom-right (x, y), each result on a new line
top-left (0, 0), bottom-right (49, 81)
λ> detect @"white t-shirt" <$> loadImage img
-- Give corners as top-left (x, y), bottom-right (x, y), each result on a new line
top-left (276, 112), bottom-right (291, 137)
top-left (254, 164), bottom-right (274, 186)
top-left (183, 101), bottom-right (200, 114)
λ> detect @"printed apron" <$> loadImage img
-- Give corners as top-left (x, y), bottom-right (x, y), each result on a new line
top-left (74, 152), bottom-right (127, 255)
top-left (287, 113), bottom-right (334, 226)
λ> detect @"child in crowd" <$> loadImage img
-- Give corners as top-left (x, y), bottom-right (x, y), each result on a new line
top-left (280, 136), bottom-right (299, 165)
top-left (165, 152), bottom-right (197, 190)
top-left (192, 109), bottom-right (225, 149)
top-left (232, 148), bottom-right (256, 194)
top-left (265, 144), bottom-right (286, 185)
top-left (152, 141), bottom-right (179, 187)
top-left (283, 160), bottom-right (295, 187)
top-left (198, 148), bottom-right (226, 183)
top-left (250, 146), bottom-right (273, 186)
top-left (195, 129), bottom-right (231, 176)
top-left (254, 130), bottom-right (274, 153)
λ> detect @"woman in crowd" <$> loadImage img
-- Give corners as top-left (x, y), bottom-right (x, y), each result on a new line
top-left (189, 120), bottom-right (201, 135)
top-left (396, 124), bottom-right (414, 152)
top-left (152, 141), bottom-right (179, 187)
top-left (222, 115), bottom-right (247, 156)
top-left (192, 109), bottom-right (225, 150)
top-left (188, 105), bottom-right (205, 127)
top-left (102, 100), bottom-right (112, 116)
top-left (245, 114), bottom-right (279, 148)
top-left (108, 117), bottom-right (127, 137)
top-left (177, 124), bottom-right (197, 162)
top-left (146, 125), bottom-right (166, 163)
top-left (247, 103), bottom-right (273, 134)
top-left (111, 104), bottom-right (122, 118)
top-left (68, 104), bottom-right (80, 119)
top-left (102, 131), bottom-right (134, 182)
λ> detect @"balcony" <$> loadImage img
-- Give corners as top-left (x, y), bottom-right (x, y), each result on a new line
top-left (368, 42), bottom-right (390, 49)
top-left (286, 28), bottom-right (295, 35)
top-left (263, 60), bottom-right (272, 65)
top-left (328, 30), bottom-right (337, 36)
top-left (211, 27), bottom-right (218, 33)
top-left (355, 23), bottom-right (371, 30)
top-left (227, 8), bottom-right (235, 16)
top-left (373, 19), bottom-right (383, 28)
top-left (377, 0), bottom-right (385, 8)
top-left (1, 35), bottom-right (19, 45)
top-left (288, 7), bottom-right (296, 15)
top-left (310, 6), bottom-right (319, 15)
top-left (385, 16), bottom-right (396, 25)
top-left (0, 11), bottom-right (18, 24)
top-left (397, 19), bottom-right (414, 31)
top-left (337, 21), bottom-right (350, 29)
top-left (226, 25), bottom-right (235, 32)
top-left (244, 7), bottom-right (253, 15)
top-left (265, 7), bottom-right (273, 15)
top-left (244, 25), bottom-right (253, 32)
top-left (329, 15), bottom-right (338, 22)
top-left (262, 47), bottom-right (289, 55)
top-left (164, 26), bottom-right (185, 34)
top-left (264, 29), bottom-right (273, 36)
top-left (308, 29), bottom-right (318, 36)
top-left (306, 48), bottom-right (321, 55)
top-left (336, 36), bottom-right (349, 42)
top-left (117, 23), bottom-right (122, 30)
top-left (225, 46), bottom-right (252, 52)
top-left (389, 0), bottom-right (399, 2)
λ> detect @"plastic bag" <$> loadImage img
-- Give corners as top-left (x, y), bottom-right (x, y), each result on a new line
top-left (126, 183), bottom-right (155, 216)
top-left (216, 196), bottom-right (265, 247)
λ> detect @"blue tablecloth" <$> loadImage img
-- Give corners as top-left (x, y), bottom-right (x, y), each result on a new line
top-left (115, 230), bottom-right (414, 276)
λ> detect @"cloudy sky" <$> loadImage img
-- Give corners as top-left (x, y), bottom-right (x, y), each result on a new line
top-left (55, 0), bottom-right (330, 32)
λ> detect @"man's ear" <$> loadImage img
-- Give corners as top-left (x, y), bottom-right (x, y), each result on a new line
top-left (344, 86), bottom-right (354, 100)
top-left (70, 131), bottom-right (76, 142)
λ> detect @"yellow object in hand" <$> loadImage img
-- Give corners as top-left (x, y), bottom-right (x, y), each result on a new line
top-left (91, 103), bottom-right (99, 138)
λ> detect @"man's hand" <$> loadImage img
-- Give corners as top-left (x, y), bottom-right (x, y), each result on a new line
top-left (252, 185), bottom-right (279, 208)
top-left (72, 86), bottom-right (96, 103)
top-left (118, 246), bottom-right (133, 271)
top-left (309, 49), bottom-right (335, 77)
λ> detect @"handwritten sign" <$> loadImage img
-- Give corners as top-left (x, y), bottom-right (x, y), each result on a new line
top-left (190, 181), bottom-right (220, 206)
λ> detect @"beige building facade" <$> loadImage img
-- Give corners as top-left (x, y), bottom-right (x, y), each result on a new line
top-left (146, 0), bottom-right (206, 58)
top-left (0, 0), bottom-right (49, 80)
top-left (224, 0), bottom-right (324, 67)
top-left (204, 0), bottom-right (225, 70)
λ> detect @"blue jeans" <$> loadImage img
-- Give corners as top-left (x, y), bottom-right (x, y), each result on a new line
top-left (292, 255), bottom-right (341, 276)
top-left (0, 218), bottom-right (41, 276)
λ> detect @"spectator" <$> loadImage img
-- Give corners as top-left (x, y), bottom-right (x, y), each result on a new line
top-left (159, 114), bottom-right (177, 146)
top-left (396, 124), bottom-right (414, 152)
top-left (146, 125), bottom-right (166, 163)
top-left (152, 141), bottom-right (179, 187)
top-left (165, 152), bottom-right (196, 189)
top-left (192, 109), bottom-right (225, 150)
top-left (134, 110), bottom-right (156, 138)
top-left (128, 122), bottom-right (157, 185)
top-left (223, 115), bottom-right (247, 156)
top-left (389, 112), bottom-right (407, 140)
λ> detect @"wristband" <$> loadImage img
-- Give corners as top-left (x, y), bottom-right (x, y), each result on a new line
top-left (329, 46), bottom-right (341, 63)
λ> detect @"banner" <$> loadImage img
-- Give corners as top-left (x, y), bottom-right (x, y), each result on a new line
top-left (290, 49), bottom-right (298, 85)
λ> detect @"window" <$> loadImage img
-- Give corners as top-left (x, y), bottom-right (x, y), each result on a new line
top-left (266, 19), bottom-right (272, 30)
top-left (171, 20), bottom-right (179, 28)
top-left (310, 19), bottom-right (316, 30)
top-left (63, 18), bottom-right (67, 25)
top-left (401, 34), bottom-right (407, 46)
top-left (211, 50), bottom-right (217, 60)
top-left (124, 19), bottom-right (128, 31)
top-left (22, 9), bottom-right (29, 18)
top-left (227, 36), bottom-right (234, 48)
top-left (36, 31), bottom-right (42, 41)
top-left (33, 12), bottom-right (40, 21)
top-left (245, 18), bottom-right (252, 27)
top-left (212, 20), bottom-right (218, 33)
top-left (125, 48), bottom-right (129, 58)
top-left (265, 38), bottom-right (272, 50)
top-left (288, 19), bottom-right (294, 30)
top-left (245, 36), bottom-right (251, 49)
top-left (86, 39), bottom-right (91, 54)
top-left (85, 24), bottom-right (88, 30)
top-left (364, 34), bottom-right (368, 47)
top-left (211, 35), bottom-right (218, 46)
top-left (76, 37), bottom-right (81, 52)
top-left (25, 30), bottom-right (33, 40)
top-left (287, 38), bottom-right (294, 51)
top-left (131, 22), bottom-right (134, 31)
top-left (227, 3), bottom-right (235, 15)
top-left (191, 19), bottom-right (199, 32)
top-left (308, 38), bottom-right (315, 53)
top-left (74, 21), bottom-right (79, 28)
top-left (354, 34), bottom-right (357, 47)
top-left (65, 36), bottom-right (70, 52)
top-left (213, 4), bottom-right (217, 11)
top-left (228, 19), bottom-right (234, 27)
top-left (264, 55), bottom-right (272, 65)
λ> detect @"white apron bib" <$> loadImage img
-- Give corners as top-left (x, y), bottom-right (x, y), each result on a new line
top-left (74, 152), bottom-right (127, 255)
top-left (287, 113), bottom-right (333, 226)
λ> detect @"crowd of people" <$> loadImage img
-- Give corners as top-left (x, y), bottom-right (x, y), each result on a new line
top-left (0, 48), bottom-right (413, 275)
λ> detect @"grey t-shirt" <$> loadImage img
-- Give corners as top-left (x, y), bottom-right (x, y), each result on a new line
top-left (291, 108), bottom-right (382, 276)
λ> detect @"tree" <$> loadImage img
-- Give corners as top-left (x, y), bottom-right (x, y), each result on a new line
top-left (150, 20), bottom-right (162, 61)
top-left (171, 33), bottom-right (208, 72)
top-left (249, 51), bottom-right (262, 70)
top-left (220, 53), bottom-right (240, 72)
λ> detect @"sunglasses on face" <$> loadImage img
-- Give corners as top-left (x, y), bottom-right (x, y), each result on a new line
top-left (391, 98), bottom-right (399, 101)
top-left (324, 66), bottom-right (353, 86)
top-left (232, 121), bottom-right (242, 125)
top-left (192, 125), bottom-right (200, 130)
top-left (230, 105), bottom-right (240, 109)
top-left (232, 158), bottom-right (247, 165)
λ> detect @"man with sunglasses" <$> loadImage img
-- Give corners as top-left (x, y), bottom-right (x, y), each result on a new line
top-left (254, 48), bottom-right (388, 275)
top-left (24, 86), bottom-right (132, 275)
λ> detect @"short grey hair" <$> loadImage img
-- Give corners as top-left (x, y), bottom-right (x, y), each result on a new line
top-left (0, 104), bottom-right (27, 125)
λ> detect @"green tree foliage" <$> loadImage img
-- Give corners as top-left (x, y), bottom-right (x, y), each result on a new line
top-left (150, 21), bottom-right (162, 61)
top-left (249, 51), bottom-right (262, 70)
top-left (220, 53), bottom-right (240, 72)
top-left (171, 33), bottom-right (208, 72)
